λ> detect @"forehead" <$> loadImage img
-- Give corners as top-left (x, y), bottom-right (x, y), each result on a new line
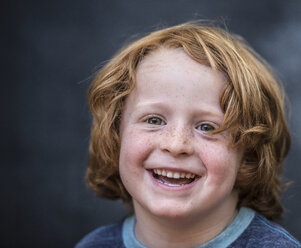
top-left (133, 48), bottom-right (226, 100)
top-left (137, 48), bottom-right (205, 75)
top-left (121, 48), bottom-right (227, 120)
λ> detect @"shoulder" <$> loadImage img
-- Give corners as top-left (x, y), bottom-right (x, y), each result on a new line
top-left (230, 213), bottom-right (301, 248)
top-left (74, 222), bottom-right (124, 248)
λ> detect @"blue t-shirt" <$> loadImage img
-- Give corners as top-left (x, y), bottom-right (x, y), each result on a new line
top-left (75, 207), bottom-right (301, 248)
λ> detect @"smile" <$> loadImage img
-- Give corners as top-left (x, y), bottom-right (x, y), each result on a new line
top-left (152, 169), bottom-right (199, 187)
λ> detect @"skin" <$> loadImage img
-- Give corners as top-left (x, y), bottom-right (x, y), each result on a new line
top-left (119, 48), bottom-right (243, 248)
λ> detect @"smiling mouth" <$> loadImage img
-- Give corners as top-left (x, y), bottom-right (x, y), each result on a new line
top-left (151, 169), bottom-right (199, 187)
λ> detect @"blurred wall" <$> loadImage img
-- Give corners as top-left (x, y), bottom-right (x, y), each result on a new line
top-left (2, 0), bottom-right (301, 247)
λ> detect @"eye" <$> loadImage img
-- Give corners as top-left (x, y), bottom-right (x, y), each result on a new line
top-left (146, 117), bottom-right (166, 125)
top-left (196, 123), bottom-right (215, 132)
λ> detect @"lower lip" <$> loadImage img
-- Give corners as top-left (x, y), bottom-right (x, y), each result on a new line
top-left (147, 170), bottom-right (201, 191)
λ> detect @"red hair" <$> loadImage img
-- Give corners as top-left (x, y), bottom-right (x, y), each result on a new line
top-left (87, 22), bottom-right (290, 222)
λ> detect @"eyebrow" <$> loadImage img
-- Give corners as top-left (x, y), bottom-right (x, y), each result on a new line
top-left (134, 101), bottom-right (224, 119)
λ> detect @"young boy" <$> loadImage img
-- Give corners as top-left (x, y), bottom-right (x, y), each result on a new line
top-left (76, 22), bottom-right (300, 247)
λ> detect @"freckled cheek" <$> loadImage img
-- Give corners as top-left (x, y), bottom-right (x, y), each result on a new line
top-left (201, 147), bottom-right (240, 182)
top-left (119, 130), bottom-right (155, 169)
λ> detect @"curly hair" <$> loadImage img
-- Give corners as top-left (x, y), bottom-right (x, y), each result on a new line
top-left (86, 22), bottom-right (291, 222)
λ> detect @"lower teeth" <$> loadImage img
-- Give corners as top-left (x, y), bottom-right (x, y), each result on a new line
top-left (156, 178), bottom-right (186, 187)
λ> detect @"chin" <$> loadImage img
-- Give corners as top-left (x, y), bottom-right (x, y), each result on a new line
top-left (147, 201), bottom-right (197, 220)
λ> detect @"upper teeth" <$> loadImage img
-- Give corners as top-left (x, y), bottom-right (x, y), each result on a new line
top-left (153, 169), bottom-right (196, 179)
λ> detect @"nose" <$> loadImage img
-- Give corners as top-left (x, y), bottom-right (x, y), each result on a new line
top-left (160, 125), bottom-right (194, 157)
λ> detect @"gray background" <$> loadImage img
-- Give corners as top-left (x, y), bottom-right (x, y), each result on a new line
top-left (2, 0), bottom-right (301, 247)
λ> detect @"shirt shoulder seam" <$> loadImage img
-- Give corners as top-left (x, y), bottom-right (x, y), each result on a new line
top-left (255, 215), bottom-right (300, 246)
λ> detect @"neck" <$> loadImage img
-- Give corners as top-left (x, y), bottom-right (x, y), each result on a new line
top-left (134, 195), bottom-right (238, 248)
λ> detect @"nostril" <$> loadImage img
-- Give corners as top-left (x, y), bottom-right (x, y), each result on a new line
top-left (160, 139), bottom-right (193, 156)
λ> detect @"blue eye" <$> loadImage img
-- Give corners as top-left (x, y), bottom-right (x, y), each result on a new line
top-left (196, 124), bottom-right (215, 132)
top-left (147, 117), bottom-right (165, 125)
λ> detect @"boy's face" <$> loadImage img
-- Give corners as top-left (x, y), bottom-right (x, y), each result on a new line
top-left (119, 48), bottom-right (243, 224)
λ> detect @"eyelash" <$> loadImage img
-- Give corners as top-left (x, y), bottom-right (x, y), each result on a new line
top-left (145, 116), bottom-right (216, 132)
top-left (195, 123), bottom-right (215, 132)
top-left (145, 116), bottom-right (166, 125)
